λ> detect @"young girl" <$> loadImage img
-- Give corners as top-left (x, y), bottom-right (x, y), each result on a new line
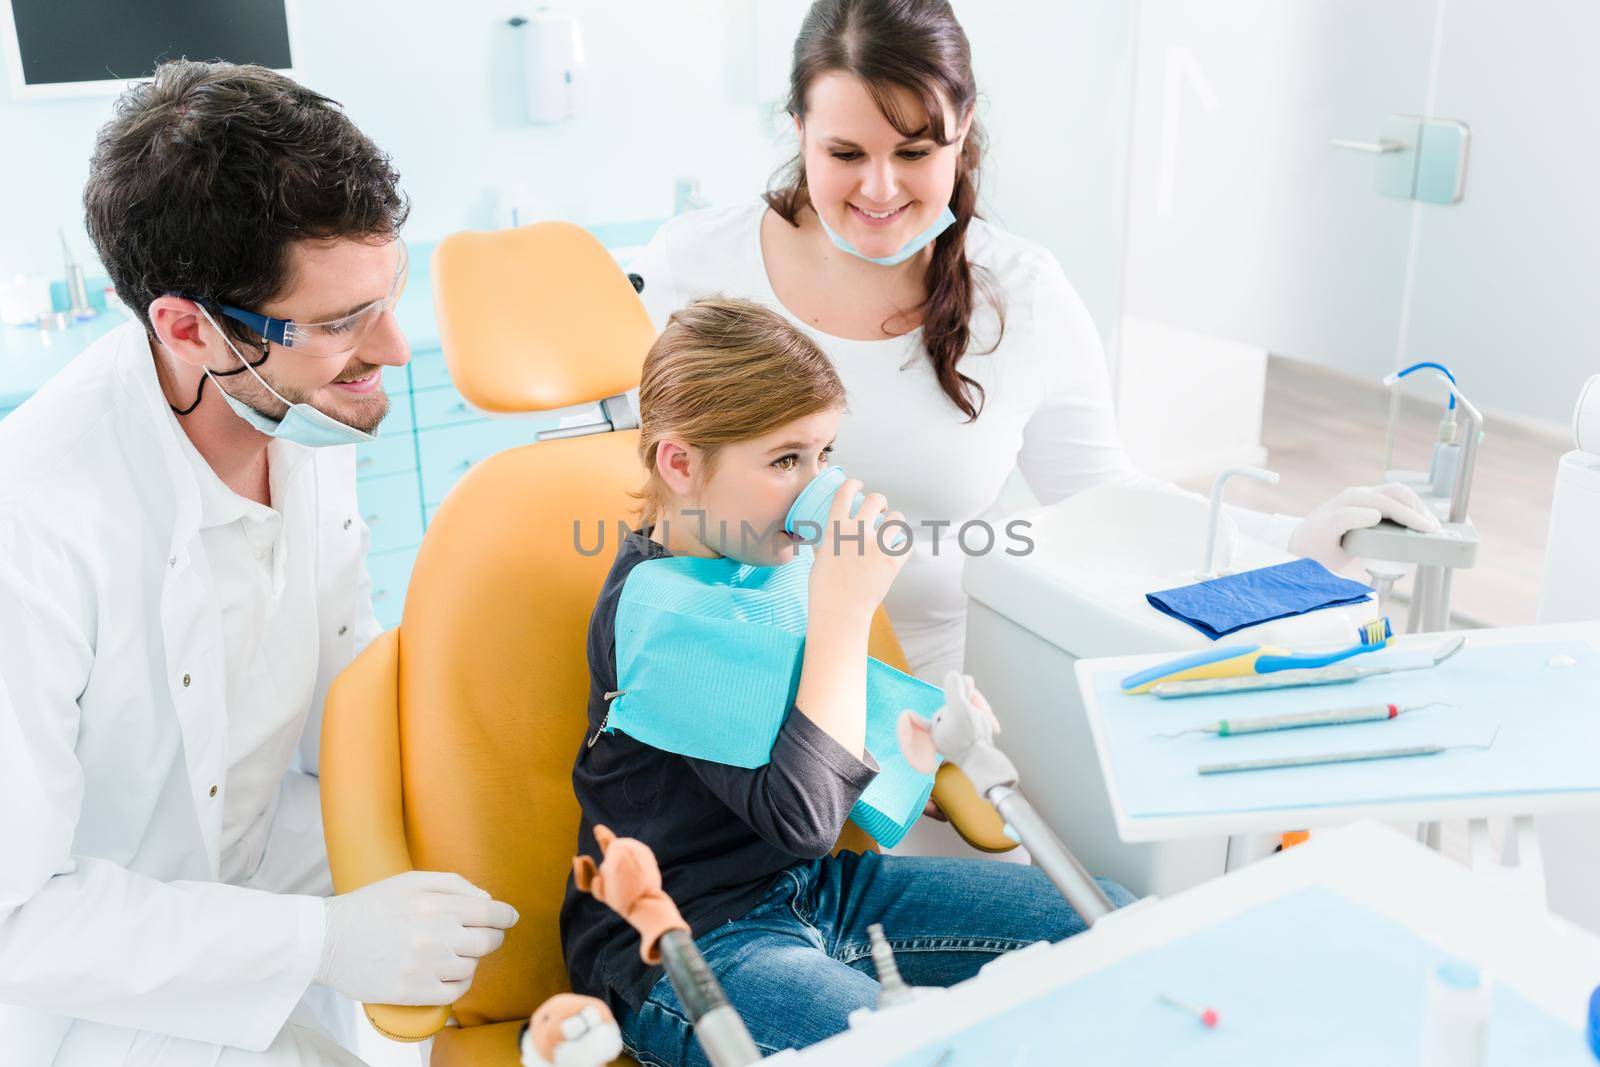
top-left (559, 297), bottom-right (1130, 1065)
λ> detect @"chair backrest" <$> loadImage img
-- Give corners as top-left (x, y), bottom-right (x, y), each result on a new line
top-left (401, 223), bottom-right (654, 1027)
top-left (431, 222), bottom-right (644, 413)
top-left (398, 437), bottom-right (909, 1027)
top-left (399, 431), bottom-right (642, 1026)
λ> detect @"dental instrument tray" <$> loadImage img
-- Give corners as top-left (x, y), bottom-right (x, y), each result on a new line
top-left (1079, 633), bottom-right (1600, 830)
top-left (885, 888), bottom-right (1590, 1067)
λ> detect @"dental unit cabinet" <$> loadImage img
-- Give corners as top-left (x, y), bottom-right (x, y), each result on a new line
top-left (962, 484), bottom-right (1373, 897)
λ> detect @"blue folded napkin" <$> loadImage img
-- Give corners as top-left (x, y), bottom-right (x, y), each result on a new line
top-left (1146, 557), bottom-right (1373, 641)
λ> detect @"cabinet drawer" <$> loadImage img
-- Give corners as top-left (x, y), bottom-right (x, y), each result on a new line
top-left (417, 418), bottom-right (543, 507)
top-left (381, 362), bottom-right (412, 397)
top-left (412, 385), bottom-right (488, 430)
top-left (356, 469), bottom-right (424, 553)
top-left (409, 349), bottom-right (454, 392)
top-left (366, 545), bottom-right (417, 629)
top-left (355, 434), bottom-right (417, 482)
top-left (375, 396), bottom-right (415, 436)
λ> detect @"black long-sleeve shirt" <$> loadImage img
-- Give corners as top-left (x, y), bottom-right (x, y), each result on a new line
top-left (559, 529), bottom-right (879, 1014)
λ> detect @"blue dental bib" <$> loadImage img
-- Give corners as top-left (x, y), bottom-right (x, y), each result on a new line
top-left (604, 547), bottom-right (940, 847)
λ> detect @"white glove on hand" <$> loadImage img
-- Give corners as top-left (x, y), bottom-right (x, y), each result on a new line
top-left (1288, 483), bottom-right (1442, 572)
top-left (315, 870), bottom-right (519, 1006)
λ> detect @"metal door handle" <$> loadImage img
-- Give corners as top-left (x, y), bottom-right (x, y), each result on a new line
top-left (1331, 137), bottom-right (1405, 154)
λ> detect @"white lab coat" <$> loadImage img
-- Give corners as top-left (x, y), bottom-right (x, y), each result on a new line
top-left (0, 322), bottom-right (382, 1063)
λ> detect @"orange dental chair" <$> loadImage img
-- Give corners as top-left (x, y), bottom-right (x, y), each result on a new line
top-left (319, 222), bottom-right (1010, 1066)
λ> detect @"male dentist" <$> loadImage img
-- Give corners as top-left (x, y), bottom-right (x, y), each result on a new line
top-left (0, 61), bottom-right (516, 1065)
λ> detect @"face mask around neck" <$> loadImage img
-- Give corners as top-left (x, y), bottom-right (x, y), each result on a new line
top-left (817, 204), bottom-right (958, 267)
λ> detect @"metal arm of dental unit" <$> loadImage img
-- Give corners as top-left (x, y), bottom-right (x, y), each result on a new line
top-left (923, 672), bottom-right (1116, 925)
top-left (1346, 368), bottom-right (1484, 633)
top-left (655, 930), bottom-right (761, 1067)
top-left (574, 827), bottom-right (762, 1067)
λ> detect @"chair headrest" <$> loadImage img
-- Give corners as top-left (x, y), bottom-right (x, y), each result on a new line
top-left (430, 222), bottom-right (654, 413)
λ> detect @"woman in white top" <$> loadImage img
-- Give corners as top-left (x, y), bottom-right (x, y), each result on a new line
top-left (629, 0), bottom-right (1437, 687)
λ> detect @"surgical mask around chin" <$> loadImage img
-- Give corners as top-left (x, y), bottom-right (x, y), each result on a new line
top-left (197, 305), bottom-right (380, 448)
top-left (817, 204), bottom-right (957, 267)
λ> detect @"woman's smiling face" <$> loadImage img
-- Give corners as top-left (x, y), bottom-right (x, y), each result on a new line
top-left (797, 72), bottom-right (969, 264)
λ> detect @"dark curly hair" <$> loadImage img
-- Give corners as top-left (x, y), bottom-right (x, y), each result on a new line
top-left (83, 59), bottom-right (408, 341)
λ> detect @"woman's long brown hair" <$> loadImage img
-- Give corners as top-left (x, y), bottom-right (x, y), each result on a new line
top-left (765, 0), bottom-right (1002, 422)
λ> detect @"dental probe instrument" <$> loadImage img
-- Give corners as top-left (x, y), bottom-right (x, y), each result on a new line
top-left (1151, 636), bottom-right (1466, 699)
top-left (1154, 702), bottom-right (1455, 739)
top-left (1198, 728), bottom-right (1499, 776)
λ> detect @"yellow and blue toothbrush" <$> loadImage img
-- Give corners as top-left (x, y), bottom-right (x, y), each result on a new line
top-left (1120, 618), bottom-right (1393, 695)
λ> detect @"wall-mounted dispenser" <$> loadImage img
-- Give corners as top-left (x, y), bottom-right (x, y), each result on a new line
top-left (510, 10), bottom-right (583, 124)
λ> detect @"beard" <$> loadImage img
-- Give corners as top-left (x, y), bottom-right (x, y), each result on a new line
top-left (222, 352), bottom-right (389, 434)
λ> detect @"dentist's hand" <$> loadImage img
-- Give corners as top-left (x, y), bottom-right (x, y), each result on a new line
top-left (1289, 483), bottom-right (1442, 572)
top-left (807, 478), bottom-right (909, 625)
top-left (315, 870), bottom-right (519, 1006)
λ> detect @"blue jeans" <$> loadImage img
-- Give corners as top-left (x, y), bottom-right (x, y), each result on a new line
top-left (619, 851), bottom-right (1134, 1066)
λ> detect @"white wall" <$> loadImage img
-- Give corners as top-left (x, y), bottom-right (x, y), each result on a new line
top-left (0, 0), bottom-right (1136, 342)
top-left (1118, 0), bottom-right (1598, 428)
top-left (0, 1), bottom-right (784, 278)
top-left (1400, 0), bottom-right (1600, 426)
top-left (959, 0), bottom-right (1137, 345)
top-left (1119, 0), bottom-right (1439, 384)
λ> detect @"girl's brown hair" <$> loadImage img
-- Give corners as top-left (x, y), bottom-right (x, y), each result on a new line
top-left (765, 0), bottom-right (1001, 422)
top-left (636, 297), bottom-right (845, 526)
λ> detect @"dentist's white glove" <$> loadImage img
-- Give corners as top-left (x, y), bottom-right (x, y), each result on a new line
top-left (315, 870), bottom-right (519, 1005)
top-left (1288, 483), bottom-right (1442, 572)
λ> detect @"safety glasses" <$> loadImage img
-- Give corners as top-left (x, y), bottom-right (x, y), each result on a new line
top-left (217, 239), bottom-right (409, 359)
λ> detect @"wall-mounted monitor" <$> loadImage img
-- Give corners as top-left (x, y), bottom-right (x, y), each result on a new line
top-left (0, 0), bottom-right (294, 100)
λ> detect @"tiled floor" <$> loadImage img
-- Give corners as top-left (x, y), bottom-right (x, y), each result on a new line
top-left (1177, 356), bottom-right (1572, 628)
